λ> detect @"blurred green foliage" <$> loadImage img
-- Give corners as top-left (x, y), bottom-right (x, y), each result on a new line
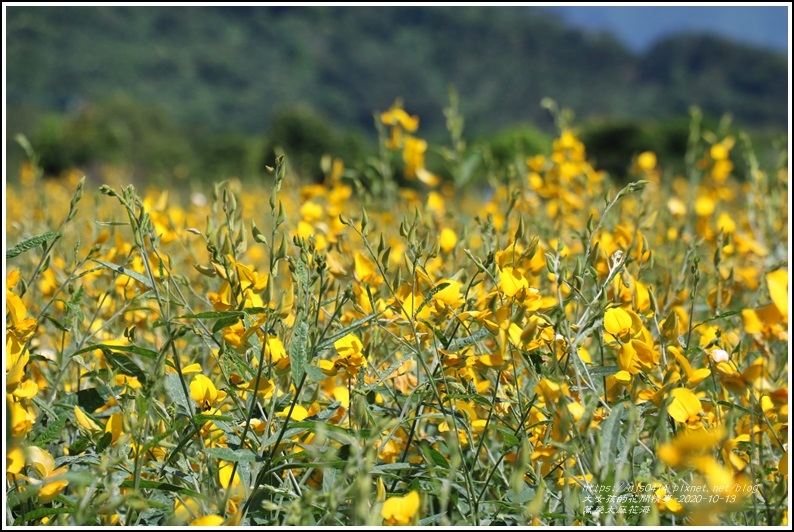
top-left (6, 6), bottom-right (787, 184)
top-left (579, 119), bottom-right (690, 181)
top-left (481, 125), bottom-right (553, 169)
top-left (261, 107), bottom-right (373, 182)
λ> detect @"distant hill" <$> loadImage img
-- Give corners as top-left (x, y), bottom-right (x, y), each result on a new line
top-left (542, 6), bottom-right (789, 53)
top-left (6, 6), bottom-right (788, 141)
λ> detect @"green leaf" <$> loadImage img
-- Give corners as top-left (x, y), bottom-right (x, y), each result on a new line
top-left (364, 357), bottom-right (411, 390)
top-left (693, 309), bottom-right (742, 329)
top-left (13, 507), bottom-right (73, 525)
top-left (164, 372), bottom-right (192, 416)
top-left (55, 454), bottom-right (102, 468)
top-left (28, 354), bottom-right (58, 365)
top-left (119, 480), bottom-right (205, 499)
top-left (212, 315), bottom-right (241, 334)
top-left (317, 312), bottom-right (382, 351)
top-left (304, 364), bottom-right (325, 383)
top-left (589, 365), bottom-right (621, 377)
top-left (717, 400), bottom-right (758, 416)
top-left (7, 231), bottom-right (58, 259)
top-left (54, 494), bottom-right (78, 508)
top-left (71, 343), bottom-right (158, 360)
top-left (261, 426), bottom-right (310, 449)
top-left (419, 513), bottom-right (449, 526)
top-left (95, 431), bottom-right (113, 454)
top-left (42, 314), bottom-right (70, 333)
top-left (34, 414), bottom-right (69, 446)
top-left (76, 388), bottom-right (108, 413)
top-left (104, 350), bottom-right (147, 385)
top-left (289, 320), bottom-right (309, 385)
top-left (446, 392), bottom-right (492, 409)
top-left (204, 447), bottom-right (256, 463)
top-left (506, 486), bottom-right (535, 505)
top-left (93, 259), bottom-right (154, 290)
top-left (421, 443), bottom-right (450, 469)
top-left (446, 328), bottom-right (492, 352)
top-left (372, 462), bottom-right (415, 475)
top-left (322, 466), bottom-right (339, 493)
top-left (68, 437), bottom-right (91, 455)
top-left (311, 401), bottom-right (342, 421)
top-left (496, 426), bottom-right (520, 449)
top-left (177, 310), bottom-right (244, 320)
top-left (599, 402), bottom-right (625, 481)
top-left (194, 414), bottom-right (236, 424)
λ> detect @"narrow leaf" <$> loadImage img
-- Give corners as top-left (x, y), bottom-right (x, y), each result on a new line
top-left (164, 372), bottom-right (192, 416)
top-left (34, 414), bottom-right (69, 446)
top-left (7, 231), bottom-right (58, 259)
top-left (177, 310), bottom-right (244, 320)
top-left (203, 447), bottom-right (257, 463)
top-left (104, 351), bottom-right (147, 385)
top-left (13, 507), bottom-right (73, 525)
top-left (119, 480), bottom-right (205, 500)
top-left (289, 320), bottom-right (309, 385)
top-left (446, 328), bottom-right (492, 352)
top-left (317, 312), bottom-right (382, 351)
top-left (95, 432), bottom-right (113, 454)
top-left (599, 402), bottom-right (625, 481)
top-left (71, 343), bottom-right (158, 360)
top-left (93, 259), bottom-right (154, 290)
top-left (588, 365), bottom-right (621, 377)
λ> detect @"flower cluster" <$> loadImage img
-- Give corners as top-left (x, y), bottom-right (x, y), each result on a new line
top-left (4, 104), bottom-right (788, 526)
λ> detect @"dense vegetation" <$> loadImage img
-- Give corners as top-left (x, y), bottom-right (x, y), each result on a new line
top-left (6, 6), bottom-right (788, 183)
top-left (6, 100), bottom-right (788, 526)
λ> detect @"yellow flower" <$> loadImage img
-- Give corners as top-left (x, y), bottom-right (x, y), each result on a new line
top-left (334, 333), bottom-right (367, 373)
top-left (603, 307), bottom-right (642, 343)
top-left (24, 446), bottom-right (69, 504)
top-left (432, 278), bottom-right (463, 308)
top-left (498, 267), bottom-right (529, 297)
top-left (74, 405), bottom-right (102, 432)
top-left (167, 362), bottom-right (203, 375)
top-left (403, 135), bottom-right (427, 178)
top-left (174, 497), bottom-right (202, 523)
top-left (439, 228), bottom-right (457, 253)
top-left (637, 151), bottom-right (657, 171)
top-left (715, 357), bottom-right (765, 392)
top-left (7, 444), bottom-right (25, 475)
top-left (9, 399), bottom-right (35, 437)
top-left (667, 388), bottom-right (703, 429)
top-left (7, 350), bottom-right (38, 399)
top-left (190, 374), bottom-right (227, 411)
top-left (381, 102), bottom-right (419, 132)
top-left (277, 404), bottom-right (309, 421)
top-left (189, 514), bottom-right (225, 526)
top-left (649, 482), bottom-right (684, 514)
top-left (397, 291), bottom-right (432, 322)
top-left (657, 427), bottom-right (726, 468)
top-left (382, 490), bottom-right (420, 526)
top-left (105, 412), bottom-right (124, 444)
top-left (354, 252), bottom-right (378, 283)
top-left (218, 460), bottom-right (243, 490)
top-left (669, 346), bottom-right (711, 385)
top-left (667, 197), bottom-right (687, 217)
top-left (695, 195), bottom-right (716, 217)
top-left (766, 268), bottom-right (789, 318)
top-left (415, 167), bottom-right (441, 187)
top-left (266, 337), bottom-right (288, 364)
top-left (240, 376), bottom-right (275, 399)
top-left (334, 333), bottom-right (363, 358)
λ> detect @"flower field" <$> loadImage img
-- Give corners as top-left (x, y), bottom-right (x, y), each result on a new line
top-left (5, 103), bottom-right (789, 526)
